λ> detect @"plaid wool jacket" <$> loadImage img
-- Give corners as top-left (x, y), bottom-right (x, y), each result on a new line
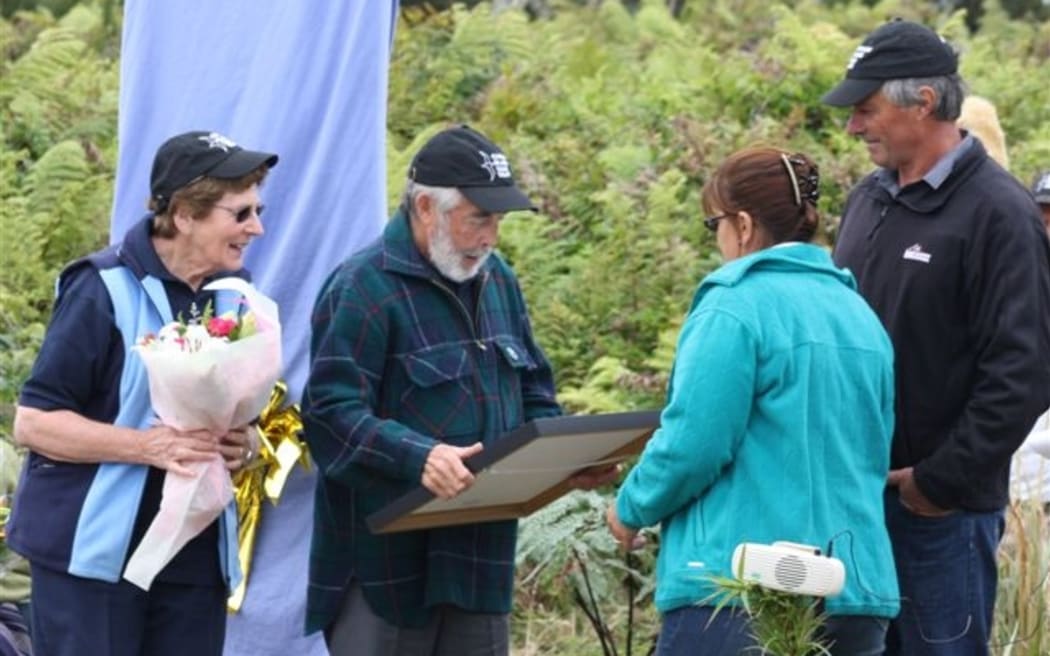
top-left (301, 210), bottom-right (561, 633)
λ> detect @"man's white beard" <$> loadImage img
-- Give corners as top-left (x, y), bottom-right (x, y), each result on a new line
top-left (429, 213), bottom-right (491, 282)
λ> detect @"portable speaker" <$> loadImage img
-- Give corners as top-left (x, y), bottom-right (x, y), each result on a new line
top-left (731, 541), bottom-right (845, 597)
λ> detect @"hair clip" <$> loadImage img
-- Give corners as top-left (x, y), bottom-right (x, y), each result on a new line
top-left (783, 154), bottom-right (820, 205)
top-left (801, 172), bottom-right (820, 204)
top-left (780, 153), bottom-right (802, 207)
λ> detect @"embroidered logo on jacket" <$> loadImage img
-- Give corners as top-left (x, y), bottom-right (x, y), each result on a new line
top-left (902, 244), bottom-right (932, 264)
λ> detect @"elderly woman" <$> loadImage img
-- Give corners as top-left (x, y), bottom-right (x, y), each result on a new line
top-left (607, 147), bottom-right (899, 656)
top-left (6, 131), bottom-right (277, 656)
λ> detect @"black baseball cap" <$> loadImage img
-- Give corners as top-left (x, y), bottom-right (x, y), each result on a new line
top-left (408, 125), bottom-right (537, 213)
top-left (822, 19), bottom-right (959, 107)
top-left (1033, 170), bottom-right (1050, 205)
top-left (150, 131), bottom-right (278, 212)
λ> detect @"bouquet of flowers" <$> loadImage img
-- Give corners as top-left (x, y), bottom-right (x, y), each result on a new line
top-left (123, 277), bottom-right (281, 591)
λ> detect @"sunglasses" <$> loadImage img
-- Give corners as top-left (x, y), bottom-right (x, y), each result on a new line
top-left (703, 213), bottom-right (731, 232)
top-left (215, 203), bottom-right (265, 223)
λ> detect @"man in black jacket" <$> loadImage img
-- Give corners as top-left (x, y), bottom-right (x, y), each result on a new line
top-left (824, 19), bottom-right (1050, 656)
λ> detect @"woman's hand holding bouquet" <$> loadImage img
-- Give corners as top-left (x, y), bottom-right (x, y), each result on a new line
top-left (123, 277), bottom-right (280, 590)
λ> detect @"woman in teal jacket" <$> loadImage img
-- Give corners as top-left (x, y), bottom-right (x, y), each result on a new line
top-left (607, 147), bottom-right (899, 655)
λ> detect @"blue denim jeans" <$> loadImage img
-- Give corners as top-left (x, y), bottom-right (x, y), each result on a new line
top-left (656, 606), bottom-right (888, 656)
top-left (655, 606), bottom-right (754, 656)
top-left (884, 490), bottom-right (1004, 656)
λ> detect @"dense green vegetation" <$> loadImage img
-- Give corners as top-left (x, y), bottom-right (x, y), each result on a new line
top-left (2, 1), bottom-right (1048, 654)
top-left (388, 0), bottom-right (1050, 418)
top-left (0, 5), bottom-right (119, 429)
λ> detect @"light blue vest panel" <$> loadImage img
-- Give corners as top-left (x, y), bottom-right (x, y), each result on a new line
top-left (68, 266), bottom-right (242, 590)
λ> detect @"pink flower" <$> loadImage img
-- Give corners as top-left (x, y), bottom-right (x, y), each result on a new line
top-left (207, 316), bottom-right (238, 338)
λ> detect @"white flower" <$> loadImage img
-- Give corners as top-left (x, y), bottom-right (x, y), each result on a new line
top-left (182, 324), bottom-right (212, 353)
top-left (156, 322), bottom-right (184, 344)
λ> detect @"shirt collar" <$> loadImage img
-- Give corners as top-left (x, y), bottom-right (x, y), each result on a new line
top-left (875, 133), bottom-right (975, 196)
top-left (924, 133), bottom-right (974, 189)
top-left (120, 215), bottom-right (180, 281)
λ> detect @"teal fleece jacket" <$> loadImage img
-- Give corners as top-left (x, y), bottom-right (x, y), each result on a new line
top-left (617, 243), bottom-right (899, 618)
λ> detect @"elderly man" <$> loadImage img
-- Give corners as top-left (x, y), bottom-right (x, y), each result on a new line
top-left (301, 125), bottom-right (611, 655)
top-left (824, 20), bottom-right (1050, 655)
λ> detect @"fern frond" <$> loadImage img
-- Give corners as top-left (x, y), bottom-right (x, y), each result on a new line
top-left (23, 139), bottom-right (89, 214)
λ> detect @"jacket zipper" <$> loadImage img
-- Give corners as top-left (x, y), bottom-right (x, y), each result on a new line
top-left (428, 271), bottom-right (489, 351)
top-left (868, 204), bottom-right (890, 240)
top-left (428, 271), bottom-right (493, 438)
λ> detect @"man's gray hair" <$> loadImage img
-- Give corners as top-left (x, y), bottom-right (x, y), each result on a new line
top-left (402, 180), bottom-right (463, 219)
top-left (881, 74), bottom-right (967, 121)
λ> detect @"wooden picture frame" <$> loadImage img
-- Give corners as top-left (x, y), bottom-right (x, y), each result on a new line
top-left (367, 410), bottom-right (660, 534)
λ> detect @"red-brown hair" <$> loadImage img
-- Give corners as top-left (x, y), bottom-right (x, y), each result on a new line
top-left (148, 166), bottom-right (270, 238)
top-left (701, 146), bottom-right (821, 245)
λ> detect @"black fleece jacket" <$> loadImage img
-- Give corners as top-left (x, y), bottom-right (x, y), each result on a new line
top-left (833, 138), bottom-right (1050, 511)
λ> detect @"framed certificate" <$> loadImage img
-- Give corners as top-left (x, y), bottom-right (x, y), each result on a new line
top-left (367, 410), bottom-right (660, 534)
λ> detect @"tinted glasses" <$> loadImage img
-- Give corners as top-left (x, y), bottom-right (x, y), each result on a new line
top-left (703, 213), bottom-right (731, 232)
top-left (215, 203), bottom-right (265, 223)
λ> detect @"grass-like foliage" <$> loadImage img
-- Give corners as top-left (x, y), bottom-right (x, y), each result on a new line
top-left (993, 499), bottom-right (1049, 656)
top-left (705, 575), bottom-right (830, 656)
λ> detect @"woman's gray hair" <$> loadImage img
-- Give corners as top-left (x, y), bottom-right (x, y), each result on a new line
top-left (881, 74), bottom-right (967, 121)
top-left (402, 180), bottom-right (463, 219)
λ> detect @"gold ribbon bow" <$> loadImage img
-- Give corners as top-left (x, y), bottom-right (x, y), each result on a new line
top-left (227, 381), bottom-right (311, 612)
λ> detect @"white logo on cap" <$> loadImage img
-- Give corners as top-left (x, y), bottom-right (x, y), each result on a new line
top-left (479, 151), bottom-right (511, 181)
top-left (847, 44), bottom-right (874, 70)
top-left (198, 132), bottom-right (238, 152)
top-left (1037, 172), bottom-right (1050, 193)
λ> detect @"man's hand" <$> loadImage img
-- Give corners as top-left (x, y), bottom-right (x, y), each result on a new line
top-left (567, 463), bottom-right (621, 490)
top-left (606, 504), bottom-right (646, 551)
top-left (888, 466), bottom-right (952, 517)
top-left (422, 442), bottom-right (483, 499)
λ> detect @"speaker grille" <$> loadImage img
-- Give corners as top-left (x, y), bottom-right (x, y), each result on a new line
top-left (773, 555), bottom-right (807, 590)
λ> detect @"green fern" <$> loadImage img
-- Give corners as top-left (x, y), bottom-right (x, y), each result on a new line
top-left (517, 489), bottom-right (655, 609)
top-left (24, 139), bottom-right (88, 210)
top-left (0, 3), bottom-right (117, 431)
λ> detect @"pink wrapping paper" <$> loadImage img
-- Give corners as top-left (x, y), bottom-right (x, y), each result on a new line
top-left (123, 278), bottom-right (281, 591)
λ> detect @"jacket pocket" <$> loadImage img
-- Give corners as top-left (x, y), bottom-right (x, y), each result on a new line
top-left (7, 456), bottom-right (98, 569)
top-left (493, 336), bottom-right (538, 372)
top-left (493, 336), bottom-right (537, 430)
top-left (395, 343), bottom-right (479, 442)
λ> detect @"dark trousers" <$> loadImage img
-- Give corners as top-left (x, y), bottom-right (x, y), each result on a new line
top-left (29, 563), bottom-right (226, 656)
top-left (0, 602), bottom-right (32, 656)
top-left (324, 581), bottom-right (509, 656)
top-left (655, 606), bottom-right (888, 656)
top-left (884, 492), bottom-right (1004, 656)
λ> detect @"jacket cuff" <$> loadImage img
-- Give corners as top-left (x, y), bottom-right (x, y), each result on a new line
top-left (911, 462), bottom-right (955, 511)
top-left (398, 431), bottom-right (439, 482)
top-left (615, 491), bottom-right (645, 531)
